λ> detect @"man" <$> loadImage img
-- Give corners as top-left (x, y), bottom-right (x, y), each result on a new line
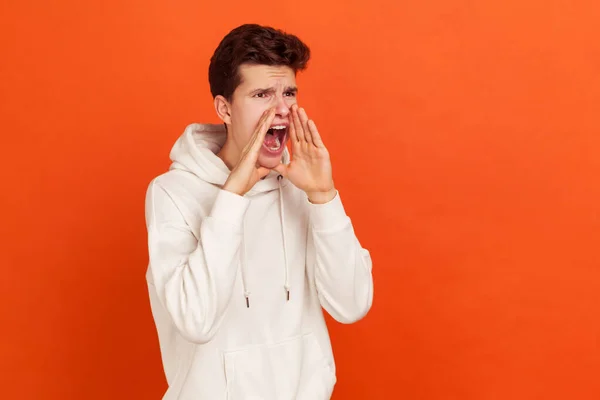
top-left (145, 24), bottom-right (374, 400)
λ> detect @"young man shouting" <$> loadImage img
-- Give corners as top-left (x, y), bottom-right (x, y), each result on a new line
top-left (145, 24), bottom-right (374, 400)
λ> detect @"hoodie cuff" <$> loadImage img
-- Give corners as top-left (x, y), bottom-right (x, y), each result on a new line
top-left (210, 189), bottom-right (250, 230)
top-left (309, 191), bottom-right (351, 232)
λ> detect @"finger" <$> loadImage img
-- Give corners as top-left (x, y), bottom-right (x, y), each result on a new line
top-left (288, 106), bottom-right (299, 143)
top-left (252, 108), bottom-right (275, 143)
top-left (242, 108), bottom-right (272, 155)
top-left (257, 166), bottom-right (271, 179)
top-left (292, 105), bottom-right (305, 143)
top-left (250, 108), bottom-right (276, 154)
top-left (272, 163), bottom-right (288, 178)
top-left (298, 108), bottom-right (311, 143)
top-left (307, 120), bottom-right (325, 148)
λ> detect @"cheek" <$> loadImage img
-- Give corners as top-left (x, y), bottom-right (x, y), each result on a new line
top-left (232, 103), bottom-right (262, 133)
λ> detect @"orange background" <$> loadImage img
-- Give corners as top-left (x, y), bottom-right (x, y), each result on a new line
top-left (1, 0), bottom-right (599, 399)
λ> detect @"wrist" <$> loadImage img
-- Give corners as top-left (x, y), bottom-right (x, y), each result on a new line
top-left (307, 188), bottom-right (337, 204)
top-left (222, 182), bottom-right (245, 197)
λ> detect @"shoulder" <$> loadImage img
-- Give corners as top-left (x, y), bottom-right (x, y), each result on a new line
top-left (145, 170), bottom-right (221, 226)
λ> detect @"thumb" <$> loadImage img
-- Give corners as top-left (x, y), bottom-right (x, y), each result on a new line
top-left (272, 163), bottom-right (288, 178)
top-left (257, 166), bottom-right (271, 179)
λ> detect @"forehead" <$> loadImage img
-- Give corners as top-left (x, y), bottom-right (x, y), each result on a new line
top-left (237, 64), bottom-right (296, 90)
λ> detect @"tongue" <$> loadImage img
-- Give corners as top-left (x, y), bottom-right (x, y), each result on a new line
top-left (264, 132), bottom-right (278, 147)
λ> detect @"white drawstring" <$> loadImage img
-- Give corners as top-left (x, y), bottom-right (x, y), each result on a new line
top-left (241, 218), bottom-right (251, 308)
top-left (278, 175), bottom-right (291, 301)
top-left (239, 176), bottom-right (290, 308)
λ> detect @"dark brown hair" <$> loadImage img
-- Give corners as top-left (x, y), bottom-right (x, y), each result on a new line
top-left (208, 24), bottom-right (311, 101)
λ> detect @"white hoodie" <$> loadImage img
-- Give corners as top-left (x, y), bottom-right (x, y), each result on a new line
top-left (144, 123), bottom-right (374, 400)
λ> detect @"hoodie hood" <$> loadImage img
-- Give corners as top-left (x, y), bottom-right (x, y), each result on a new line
top-left (167, 123), bottom-right (293, 307)
top-left (169, 123), bottom-right (290, 196)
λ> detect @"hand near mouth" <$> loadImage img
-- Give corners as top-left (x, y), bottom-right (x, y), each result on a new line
top-left (222, 108), bottom-right (276, 196)
top-left (273, 105), bottom-right (336, 204)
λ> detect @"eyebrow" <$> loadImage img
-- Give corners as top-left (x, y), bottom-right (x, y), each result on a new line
top-left (249, 86), bottom-right (298, 95)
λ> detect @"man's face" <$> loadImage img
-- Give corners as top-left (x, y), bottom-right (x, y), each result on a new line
top-left (227, 64), bottom-right (298, 169)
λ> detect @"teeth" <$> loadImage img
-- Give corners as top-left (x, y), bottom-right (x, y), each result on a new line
top-left (271, 125), bottom-right (286, 130)
top-left (268, 137), bottom-right (281, 150)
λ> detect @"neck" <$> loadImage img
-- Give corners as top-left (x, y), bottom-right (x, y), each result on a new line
top-left (216, 139), bottom-right (239, 171)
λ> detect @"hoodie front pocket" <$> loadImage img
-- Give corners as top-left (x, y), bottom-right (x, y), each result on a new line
top-left (223, 333), bottom-right (336, 400)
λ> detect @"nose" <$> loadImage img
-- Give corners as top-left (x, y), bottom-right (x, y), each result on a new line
top-left (274, 94), bottom-right (290, 118)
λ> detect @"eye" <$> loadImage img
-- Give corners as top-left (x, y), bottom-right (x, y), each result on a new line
top-left (284, 91), bottom-right (296, 97)
top-left (254, 92), bottom-right (268, 98)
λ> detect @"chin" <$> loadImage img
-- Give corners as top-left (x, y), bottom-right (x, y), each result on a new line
top-left (257, 155), bottom-right (281, 169)
top-left (257, 142), bottom-right (286, 169)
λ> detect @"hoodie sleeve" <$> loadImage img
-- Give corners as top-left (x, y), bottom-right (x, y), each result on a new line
top-left (145, 180), bottom-right (248, 344)
top-left (307, 191), bottom-right (374, 324)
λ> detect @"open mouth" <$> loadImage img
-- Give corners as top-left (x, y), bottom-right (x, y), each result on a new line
top-left (263, 125), bottom-right (288, 153)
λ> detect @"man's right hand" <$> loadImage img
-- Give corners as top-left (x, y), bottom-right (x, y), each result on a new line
top-left (222, 108), bottom-right (276, 196)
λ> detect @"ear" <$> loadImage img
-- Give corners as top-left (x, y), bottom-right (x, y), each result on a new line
top-left (214, 95), bottom-right (232, 125)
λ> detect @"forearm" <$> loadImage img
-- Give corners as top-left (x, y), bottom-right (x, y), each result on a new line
top-left (308, 192), bottom-right (374, 323)
top-left (148, 186), bottom-right (249, 343)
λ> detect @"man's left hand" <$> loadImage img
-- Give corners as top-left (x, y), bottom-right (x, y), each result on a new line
top-left (273, 104), bottom-right (336, 204)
